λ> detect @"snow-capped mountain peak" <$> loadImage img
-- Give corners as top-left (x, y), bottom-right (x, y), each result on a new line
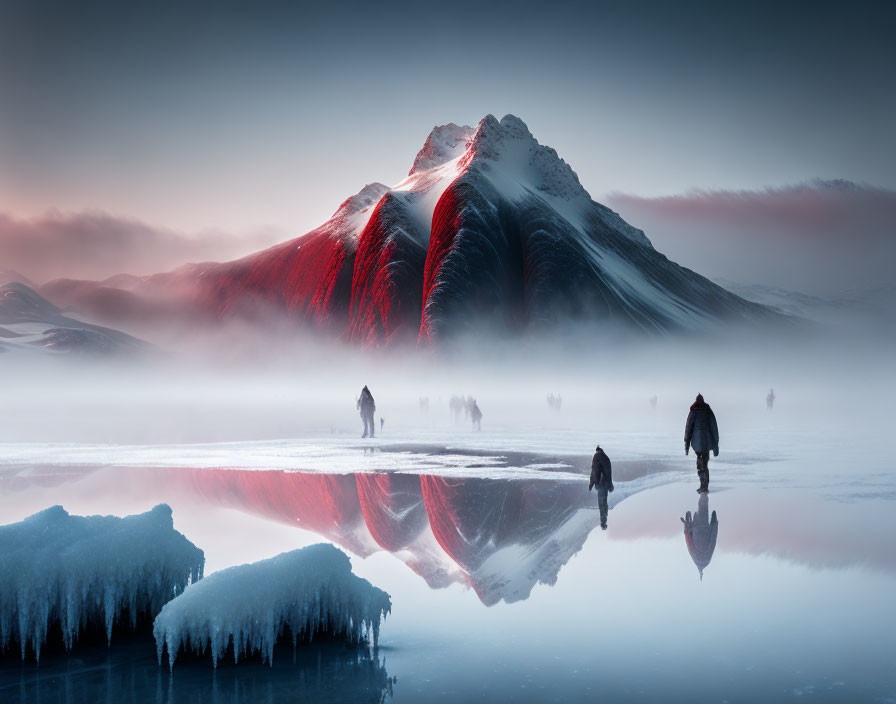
top-left (409, 123), bottom-right (476, 175)
top-left (406, 114), bottom-right (588, 203)
top-left (462, 114), bottom-right (589, 202)
top-left (333, 182), bottom-right (390, 219)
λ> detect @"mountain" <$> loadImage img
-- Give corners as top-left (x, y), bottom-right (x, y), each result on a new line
top-left (0, 269), bottom-right (34, 288)
top-left (715, 277), bottom-right (896, 328)
top-left (0, 282), bottom-right (150, 357)
top-left (40, 115), bottom-right (784, 346)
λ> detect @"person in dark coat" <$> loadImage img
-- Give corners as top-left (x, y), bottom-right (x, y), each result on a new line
top-left (589, 445), bottom-right (614, 529)
top-left (470, 400), bottom-right (482, 431)
top-left (766, 388), bottom-right (775, 410)
top-left (358, 386), bottom-right (376, 438)
top-left (684, 393), bottom-right (719, 493)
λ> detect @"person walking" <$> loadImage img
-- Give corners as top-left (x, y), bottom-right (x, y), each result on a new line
top-left (358, 385), bottom-right (377, 438)
top-left (589, 445), bottom-right (614, 529)
top-left (684, 393), bottom-right (719, 493)
top-left (470, 399), bottom-right (482, 431)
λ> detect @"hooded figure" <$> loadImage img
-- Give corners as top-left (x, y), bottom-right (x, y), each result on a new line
top-left (358, 386), bottom-right (376, 438)
top-left (589, 446), bottom-right (614, 529)
top-left (470, 400), bottom-right (482, 431)
top-left (681, 493), bottom-right (719, 580)
top-left (684, 393), bottom-right (719, 493)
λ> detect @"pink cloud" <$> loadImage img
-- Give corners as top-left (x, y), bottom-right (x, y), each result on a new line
top-left (0, 210), bottom-right (285, 285)
top-left (607, 180), bottom-right (896, 295)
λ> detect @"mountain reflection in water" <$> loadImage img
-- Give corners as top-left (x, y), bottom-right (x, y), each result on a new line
top-left (155, 468), bottom-right (604, 606)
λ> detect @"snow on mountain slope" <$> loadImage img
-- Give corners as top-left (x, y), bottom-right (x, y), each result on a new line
top-left (0, 281), bottom-right (62, 322)
top-left (0, 282), bottom-right (150, 357)
top-left (40, 115), bottom-right (784, 346)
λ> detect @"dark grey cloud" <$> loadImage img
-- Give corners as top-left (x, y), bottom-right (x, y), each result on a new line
top-left (1, 1), bottom-right (895, 233)
top-left (607, 181), bottom-right (896, 296)
top-left (0, 210), bottom-right (283, 284)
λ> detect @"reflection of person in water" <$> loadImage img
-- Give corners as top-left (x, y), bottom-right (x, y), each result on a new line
top-left (358, 386), bottom-right (376, 438)
top-left (681, 493), bottom-right (718, 580)
top-left (588, 445), bottom-right (614, 529)
top-left (684, 393), bottom-right (719, 493)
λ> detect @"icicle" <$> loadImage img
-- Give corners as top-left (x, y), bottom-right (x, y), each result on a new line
top-left (0, 504), bottom-right (204, 662)
top-left (153, 544), bottom-right (390, 670)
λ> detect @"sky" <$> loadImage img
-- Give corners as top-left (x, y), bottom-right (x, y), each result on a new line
top-left (0, 0), bottom-right (894, 290)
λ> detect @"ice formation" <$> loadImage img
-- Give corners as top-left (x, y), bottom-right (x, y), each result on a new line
top-left (153, 543), bottom-right (391, 669)
top-left (0, 504), bottom-right (204, 661)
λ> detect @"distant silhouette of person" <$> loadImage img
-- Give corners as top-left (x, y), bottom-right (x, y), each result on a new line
top-left (649, 394), bottom-right (658, 410)
top-left (380, 417), bottom-right (384, 432)
top-left (685, 393), bottom-right (719, 493)
top-left (449, 395), bottom-right (463, 423)
top-left (358, 386), bottom-right (376, 438)
top-left (767, 388), bottom-right (776, 410)
top-left (681, 493), bottom-right (718, 580)
top-left (470, 399), bottom-right (482, 431)
top-left (589, 445), bottom-right (614, 529)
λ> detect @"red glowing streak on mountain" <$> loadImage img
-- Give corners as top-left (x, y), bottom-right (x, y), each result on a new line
top-left (190, 231), bottom-right (353, 327)
top-left (355, 473), bottom-right (428, 552)
top-left (418, 474), bottom-right (498, 572)
top-left (418, 184), bottom-right (466, 343)
top-left (347, 199), bottom-right (403, 345)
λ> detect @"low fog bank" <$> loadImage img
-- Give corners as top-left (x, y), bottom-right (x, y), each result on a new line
top-left (0, 327), bottom-right (891, 448)
top-left (0, 210), bottom-right (285, 284)
top-left (607, 181), bottom-right (896, 297)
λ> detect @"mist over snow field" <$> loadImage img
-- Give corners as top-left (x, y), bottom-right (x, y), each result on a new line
top-left (1, 332), bottom-right (894, 703)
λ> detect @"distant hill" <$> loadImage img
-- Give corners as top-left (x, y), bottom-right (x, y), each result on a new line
top-left (0, 282), bottom-right (150, 358)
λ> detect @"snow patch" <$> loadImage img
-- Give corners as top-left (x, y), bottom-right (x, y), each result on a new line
top-left (324, 182), bottom-right (392, 245)
top-left (153, 544), bottom-right (390, 669)
top-left (409, 123), bottom-right (475, 175)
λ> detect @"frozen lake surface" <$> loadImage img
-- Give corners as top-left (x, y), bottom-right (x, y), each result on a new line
top-left (1, 425), bottom-right (895, 703)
